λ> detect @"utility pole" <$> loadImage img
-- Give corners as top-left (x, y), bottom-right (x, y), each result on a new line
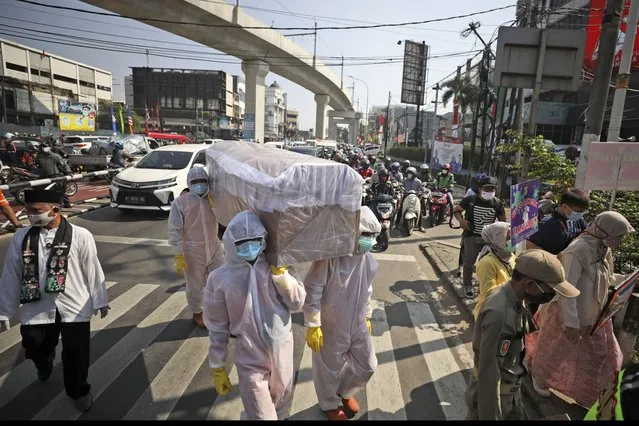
top-left (608, 0), bottom-right (639, 142)
top-left (426, 82), bottom-right (440, 164)
top-left (340, 55), bottom-right (344, 90)
top-left (576, 0), bottom-right (625, 189)
top-left (312, 21), bottom-right (318, 69)
top-left (384, 91), bottom-right (391, 153)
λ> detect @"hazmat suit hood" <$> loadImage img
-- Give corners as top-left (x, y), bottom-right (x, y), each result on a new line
top-left (222, 210), bottom-right (268, 266)
top-left (359, 206), bottom-right (381, 234)
top-left (187, 165), bottom-right (208, 192)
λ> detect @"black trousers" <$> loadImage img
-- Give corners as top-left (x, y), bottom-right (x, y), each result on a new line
top-left (20, 310), bottom-right (91, 399)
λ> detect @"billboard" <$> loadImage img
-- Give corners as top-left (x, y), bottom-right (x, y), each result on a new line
top-left (510, 179), bottom-right (540, 246)
top-left (57, 100), bottom-right (96, 131)
top-left (431, 140), bottom-right (463, 172)
top-left (400, 41), bottom-right (428, 106)
top-left (585, 0), bottom-right (639, 72)
top-left (583, 142), bottom-right (639, 192)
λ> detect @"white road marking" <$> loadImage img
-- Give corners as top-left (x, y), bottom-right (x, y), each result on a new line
top-left (33, 290), bottom-right (187, 420)
top-left (93, 235), bottom-right (170, 247)
top-left (372, 253), bottom-right (416, 262)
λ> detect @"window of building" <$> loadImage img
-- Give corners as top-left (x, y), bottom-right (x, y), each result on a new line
top-left (207, 99), bottom-right (219, 111)
top-left (96, 84), bottom-right (111, 92)
top-left (2, 89), bottom-right (16, 110)
top-left (174, 97), bottom-right (183, 108)
top-left (186, 97), bottom-right (195, 108)
top-left (53, 74), bottom-right (77, 84)
top-left (6, 62), bottom-right (27, 73)
top-left (197, 99), bottom-right (204, 109)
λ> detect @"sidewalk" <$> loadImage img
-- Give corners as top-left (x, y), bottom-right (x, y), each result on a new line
top-left (419, 229), bottom-right (587, 420)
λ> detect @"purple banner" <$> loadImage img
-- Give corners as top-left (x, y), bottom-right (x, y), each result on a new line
top-left (510, 179), bottom-right (540, 246)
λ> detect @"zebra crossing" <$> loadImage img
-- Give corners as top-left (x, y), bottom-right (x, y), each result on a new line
top-left (0, 277), bottom-right (475, 420)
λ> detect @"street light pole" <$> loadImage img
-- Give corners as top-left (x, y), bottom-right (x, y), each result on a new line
top-left (348, 75), bottom-right (368, 143)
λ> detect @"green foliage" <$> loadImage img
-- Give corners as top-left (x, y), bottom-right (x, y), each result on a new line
top-left (96, 103), bottom-right (145, 133)
top-left (388, 146), bottom-right (425, 162)
top-left (497, 130), bottom-right (576, 194)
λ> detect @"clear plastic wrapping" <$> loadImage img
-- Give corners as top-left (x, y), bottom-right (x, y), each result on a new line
top-left (206, 142), bottom-right (364, 266)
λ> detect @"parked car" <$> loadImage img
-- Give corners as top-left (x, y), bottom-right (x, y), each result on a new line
top-left (363, 144), bottom-right (381, 157)
top-left (197, 138), bottom-right (224, 145)
top-left (63, 135), bottom-right (105, 153)
top-left (109, 144), bottom-right (208, 213)
top-left (5, 136), bottom-right (40, 153)
top-left (265, 141), bottom-right (284, 149)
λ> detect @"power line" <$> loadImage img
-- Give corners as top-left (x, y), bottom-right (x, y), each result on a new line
top-left (15, 0), bottom-right (515, 31)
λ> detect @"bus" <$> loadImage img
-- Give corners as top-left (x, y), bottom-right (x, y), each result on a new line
top-left (144, 132), bottom-right (192, 146)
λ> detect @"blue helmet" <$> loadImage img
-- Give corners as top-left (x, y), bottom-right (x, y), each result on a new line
top-left (476, 173), bottom-right (487, 182)
top-left (391, 162), bottom-right (400, 172)
top-left (115, 142), bottom-right (124, 150)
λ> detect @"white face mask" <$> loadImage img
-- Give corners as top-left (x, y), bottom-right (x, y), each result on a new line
top-left (481, 191), bottom-right (495, 201)
top-left (42, 147), bottom-right (51, 153)
top-left (28, 209), bottom-right (56, 227)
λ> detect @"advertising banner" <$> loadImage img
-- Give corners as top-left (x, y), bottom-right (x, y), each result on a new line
top-left (583, 142), bottom-right (639, 192)
top-left (243, 113), bottom-right (255, 139)
top-left (431, 140), bottom-right (463, 173)
top-left (57, 100), bottom-right (96, 131)
top-left (510, 179), bottom-right (540, 246)
top-left (585, 0), bottom-right (639, 72)
top-left (591, 269), bottom-right (639, 335)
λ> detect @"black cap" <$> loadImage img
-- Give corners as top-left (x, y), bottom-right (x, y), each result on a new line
top-left (24, 189), bottom-right (64, 204)
top-left (479, 176), bottom-right (498, 187)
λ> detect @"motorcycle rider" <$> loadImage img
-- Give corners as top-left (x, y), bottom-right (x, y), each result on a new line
top-left (419, 164), bottom-right (431, 184)
top-left (358, 158), bottom-right (373, 179)
top-left (433, 163), bottom-right (456, 218)
top-left (370, 168), bottom-right (394, 196)
top-left (35, 141), bottom-right (72, 208)
top-left (3, 133), bottom-right (17, 166)
top-left (110, 141), bottom-right (136, 167)
top-left (399, 166), bottom-right (423, 230)
top-left (390, 162), bottom-right (403, 182)
top-left (383, 156), bottom-right (392, 171)
top-left (400, 159), bottom-right (411, 175)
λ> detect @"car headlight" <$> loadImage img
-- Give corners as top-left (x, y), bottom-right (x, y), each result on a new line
top-left (112, 176), bottom-right (124, 186)
top-left (153, 177), bottom-right (178, 189)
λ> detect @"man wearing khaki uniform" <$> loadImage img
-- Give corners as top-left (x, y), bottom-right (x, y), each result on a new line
top-left (466, 250), bottom-right (580, 420)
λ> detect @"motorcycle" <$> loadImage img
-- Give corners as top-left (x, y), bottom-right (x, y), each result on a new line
top-left (369, 192), bottom-right (397, 252)
top-left (420, 183), bottom-right (432, 220)
top-left (428, 187), bottom-right (451, 227)
top-left (399, 189), bottom-right (421, 236)
top-left (361, 178), bottom-right (372, 206)
top-left (8, 167), bottom-right (78, 205)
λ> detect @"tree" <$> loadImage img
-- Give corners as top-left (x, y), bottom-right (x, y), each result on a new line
top-left (96, 103), bottom-right (144, 134)
top-left (441, 75), bottom-right (479, 144)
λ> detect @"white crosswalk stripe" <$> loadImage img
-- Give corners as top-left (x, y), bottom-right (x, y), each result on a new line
top-left (0, 282), bottom-right (473, 420)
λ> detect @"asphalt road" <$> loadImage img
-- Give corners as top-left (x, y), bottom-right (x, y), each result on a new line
top-left (0, 187), bottom-right (481, 420)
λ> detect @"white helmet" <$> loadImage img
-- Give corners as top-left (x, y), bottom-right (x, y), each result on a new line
top-left (3, 132), bottom-right (14, 139)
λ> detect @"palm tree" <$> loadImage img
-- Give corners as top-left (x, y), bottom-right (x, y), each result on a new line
top-left (440, 76), bottom-right (479, 144)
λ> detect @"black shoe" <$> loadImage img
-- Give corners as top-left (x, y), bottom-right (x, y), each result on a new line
top-left (74, 392), bottom-right (93, 412)
top-left (37, 362), bottom-right (53, 382)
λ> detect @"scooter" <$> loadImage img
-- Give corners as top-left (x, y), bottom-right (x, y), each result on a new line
top-left (420, 183), bottom-right (432, 220)
top-left (361, 178), bottom-right (372, 206)
top-left (369, 192), bottom-right (396, 252)
top-left (400, 189), bottom-right (421, 236)
top-left (8, 167), bottom-right (78, 205)
top-left (428, 187), bottom-right (451, 227)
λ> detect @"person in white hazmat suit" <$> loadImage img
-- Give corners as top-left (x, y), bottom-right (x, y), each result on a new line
top-left (203, 210), bottom-right (307, 420)
top-left (303, 206), bottom-right (381, 421)
top-left (168, 166), bottom-right (224, 328)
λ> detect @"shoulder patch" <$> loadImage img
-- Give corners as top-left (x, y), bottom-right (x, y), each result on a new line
top-left (498, 335), bottom-right (511, 357)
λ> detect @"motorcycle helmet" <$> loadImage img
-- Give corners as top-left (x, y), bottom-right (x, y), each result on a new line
top-left (402, 160), bottom-right (411, 169)
top-left (406, 166), bottom-right (417, 178)
top-left (419, 164), bottom-right (430, 172)
top-left (370, 157), bottom-right (377, 166)
top-left (391, 162), bottom-right (400, 173)
top-left (115, 142), bottom-right (124, 150)
top-left (378, 167), bottom-right (389, 183)
top-left (360, 158), bottom-right (370, 168)
top-left (442, 163), bottom-right (451, 171)
top-left (384, 156), bottom-right (392, 167)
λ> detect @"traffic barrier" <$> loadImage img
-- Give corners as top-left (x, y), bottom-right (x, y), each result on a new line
top-left (0, 168), bottom-right (122, 191)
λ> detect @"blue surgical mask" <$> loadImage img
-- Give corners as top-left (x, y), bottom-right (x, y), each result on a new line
top-left (358, 236), bottom-right (376, 253)
top-left (236, 240), bottom-right (263, 262)
top-left (192, 183), bottom-right (209, 196)
top-left (568, 211), bottom-right (584, 222)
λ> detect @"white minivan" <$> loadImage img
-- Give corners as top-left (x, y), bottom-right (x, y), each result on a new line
top-left (109, 144), bottom-right (208, 213)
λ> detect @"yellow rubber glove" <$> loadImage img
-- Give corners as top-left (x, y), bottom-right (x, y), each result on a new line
top-left (270, 265), bottom-right (288, 275)
top-left (175, 254), bottom-right (186, 276)
top-left (212, 367), bottom-right (233, 396)
top-left (306, 327), bottom-right (323, 352)
top-left (366, 318), bottom-right (372, 335)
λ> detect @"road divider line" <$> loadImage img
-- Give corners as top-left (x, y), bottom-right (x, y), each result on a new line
top-left (93, 235), bottom-right (170, 247)
top-left (367, 300), bottom-right (407, 420)
top-left (33, 289), bottom-right (186, 420)
top-left (0, 283), bottom-right (157, 409)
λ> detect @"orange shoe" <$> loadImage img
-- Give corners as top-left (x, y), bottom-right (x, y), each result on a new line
top-left (341, 397), bottom-right (360, 414)
top-left (324, 408), bottom-right (348, 421)
top-left (193, 312), bottom-right (205, 328)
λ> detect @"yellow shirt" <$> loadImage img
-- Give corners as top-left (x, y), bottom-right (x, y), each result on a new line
top-left (473, 252), bottom-right (516, 319)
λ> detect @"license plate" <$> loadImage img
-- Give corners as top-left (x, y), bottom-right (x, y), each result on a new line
top-left (125, 196), bottom-right (145, 204)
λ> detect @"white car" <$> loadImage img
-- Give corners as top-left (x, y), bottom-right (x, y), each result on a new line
top-left (109, 144), bottom-right (208, 213)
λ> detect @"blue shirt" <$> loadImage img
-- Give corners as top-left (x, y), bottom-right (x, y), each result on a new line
top-left (527, 209), bottom-right (586, 254)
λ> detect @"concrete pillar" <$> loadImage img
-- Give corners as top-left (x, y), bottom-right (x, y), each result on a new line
top-left (315, 94), bottom-right (330, 140)
top-left (328, 116), bottom-right (338, 140)
top-left (242, 59), bottom-right (269, 142)
top-left (349, 117), bottom-right (359, 146)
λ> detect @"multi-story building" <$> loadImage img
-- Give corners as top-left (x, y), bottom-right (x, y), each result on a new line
top-left (232, 75), bottom-right (245, 121)
top-left (0, 37), bottom-right (112, 126)
top-left (124, 75), bottom-right (133, 107)
top-left (264, 81), bottom-right (286, 140)
top-left (286, 109), bottom-right (298, 136)
top-left (129, 67), bottom-right (237, 138)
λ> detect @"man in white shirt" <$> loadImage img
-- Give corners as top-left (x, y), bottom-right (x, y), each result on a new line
top-left (0, 189), bottom-right (109, 413)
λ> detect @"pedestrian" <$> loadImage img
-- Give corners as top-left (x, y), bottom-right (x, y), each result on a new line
top-left (466, 250), bottom-right (579, 420)
top-left (584, 362), bottom-right (639, 420)
top-left (473, 222), bottom-right (515, 319)
top-left (303, 206), bottom-right (380, 420)
top-left (454, 176), bottom-right (506, 298)
top-left (0, 189), bottom-right (109, 413)
top-left (203, 210), bottom-right (306, 420)
top-left (36, 141), bottom-right (72, 208)
top-left (524, 211), bottom-right (635, 408)
top-left (168, 166), bottom-right (224, 328)
top-left (3, 132), bottom-right (17, 166)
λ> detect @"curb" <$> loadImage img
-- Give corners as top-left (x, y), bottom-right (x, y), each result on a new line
top-left (419, 240), bottom-right (575, 421)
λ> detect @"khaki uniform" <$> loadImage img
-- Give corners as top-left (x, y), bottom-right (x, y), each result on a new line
top-left (466, 283), bottom-right (527, 420)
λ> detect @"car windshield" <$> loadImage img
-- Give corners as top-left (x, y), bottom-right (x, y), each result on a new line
top-left (135, 150), bottom-right (193, 170)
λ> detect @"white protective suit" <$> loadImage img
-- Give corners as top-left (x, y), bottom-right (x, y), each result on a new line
top-left (203, 210), bottom-right (307, 420)
top-left (168, 167), bottom-right (224, 314)
top-left (303, 206), bottom-right (381, 411)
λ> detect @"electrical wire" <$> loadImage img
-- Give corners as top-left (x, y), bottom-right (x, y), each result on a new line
top-left (15, 0), bottom-right (516, 31)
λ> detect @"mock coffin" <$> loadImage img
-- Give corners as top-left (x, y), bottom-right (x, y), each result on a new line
top-left (206, 141), bottom-right (364, 266)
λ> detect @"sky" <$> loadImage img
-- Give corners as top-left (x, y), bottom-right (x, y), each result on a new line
top-left (0, 0), bottom-right (517, 130)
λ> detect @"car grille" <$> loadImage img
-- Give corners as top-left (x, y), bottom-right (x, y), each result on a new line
top-left (116, 188), bottom-right (166, 206)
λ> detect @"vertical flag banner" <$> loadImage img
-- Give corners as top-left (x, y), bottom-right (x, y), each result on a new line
top-left (510, 179), bottom-right (541, 245)
top-left (119, 107), bottom-right (125, 135)
top-left (110, 105), bottom-right (116, 135)
top-left (156, 100), bottom-right (162, 131)
top-left (144, 105), bottom-right (150, 133)
top-left (127, 105), bottom-right (133, 134)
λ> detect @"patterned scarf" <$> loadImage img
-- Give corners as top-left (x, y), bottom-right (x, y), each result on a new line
top-left (21, 217), bottom-right (73, 303)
